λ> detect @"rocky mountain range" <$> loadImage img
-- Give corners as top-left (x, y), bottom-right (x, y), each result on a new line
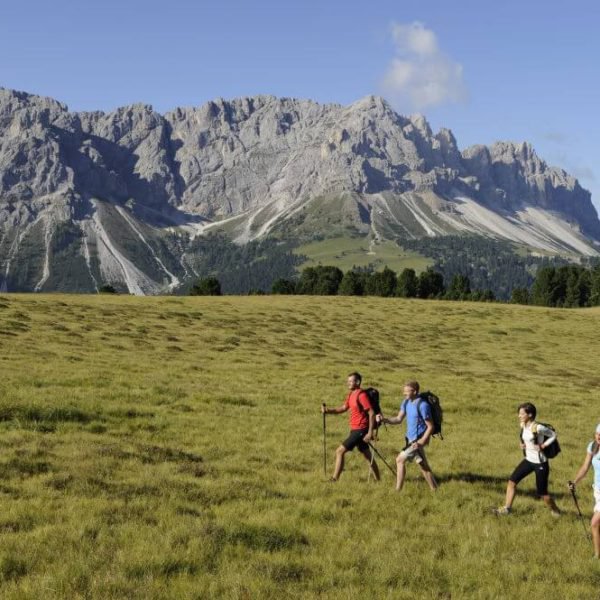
top-left (1, 87), bottom-right (599, 293)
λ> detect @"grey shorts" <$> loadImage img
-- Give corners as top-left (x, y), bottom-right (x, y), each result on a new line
top-left (399, 443), bottom-right (427, 464)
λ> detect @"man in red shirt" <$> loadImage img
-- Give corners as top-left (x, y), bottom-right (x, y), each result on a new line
top-left (321, 372), bottom-right (380, 482)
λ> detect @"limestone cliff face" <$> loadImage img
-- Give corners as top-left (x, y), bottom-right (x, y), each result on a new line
top-left (0, 87), bottom-right (599, 293)
top-left (461, 141), bottom-right (598, 234)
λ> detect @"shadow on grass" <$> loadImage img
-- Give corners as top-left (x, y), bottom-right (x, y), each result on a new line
top-left (438, 471), bottom-right (570, 499)
top-left (437, 472), bottom-right (507, 486)
top-left (0, 404), bottom-right (100, 432)
top-left (0, 458), bottom-right (52, 479)
top-left (226, 523), bottom-right (309, 552)
top-left (0, 555), bottom-right (28, 582)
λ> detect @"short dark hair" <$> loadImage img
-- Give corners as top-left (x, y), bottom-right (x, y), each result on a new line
top-left (348, 371), bottom-right (362, 384)
top-left (518, 402), bottom-right (536, 420)
top-left (404, 380), bottom-right (420, 393)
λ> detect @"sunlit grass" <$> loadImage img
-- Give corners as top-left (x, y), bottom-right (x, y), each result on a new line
top-left (0, 294), bottom-right (599, 598)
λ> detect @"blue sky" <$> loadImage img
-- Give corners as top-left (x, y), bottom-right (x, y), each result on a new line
top-left (2, 0), bottom-right (599, 210)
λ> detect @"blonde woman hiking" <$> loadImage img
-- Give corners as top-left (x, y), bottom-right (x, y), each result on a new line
top-left (568, 423), bottom-right (600, 559)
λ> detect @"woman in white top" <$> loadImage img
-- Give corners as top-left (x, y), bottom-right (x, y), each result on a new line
top-left (568, 423), bottom-right (600, 559)
top-left (494, 402), bottom-right (560, 516)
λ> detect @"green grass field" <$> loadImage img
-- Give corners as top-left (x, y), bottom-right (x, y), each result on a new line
top-left (295, 236), bottom-right (432, 273)
top-left (0, 294), bottom-right (599, 599)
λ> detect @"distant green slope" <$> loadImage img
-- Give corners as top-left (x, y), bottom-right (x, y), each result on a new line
top-left (294, 236), bottom-right (432, 273)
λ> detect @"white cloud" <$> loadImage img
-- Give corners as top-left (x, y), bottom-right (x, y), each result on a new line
top-left (390, 22), bottom-right (438, 57)
top-left (381, 22), bottom-right (467, 113)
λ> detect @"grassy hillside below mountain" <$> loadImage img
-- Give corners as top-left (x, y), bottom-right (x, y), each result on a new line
top-left (294, 236), bottom-right (431, 273)
top-left (0, 294), bottom-right (599, 598)
top-left (291, 233), bottom-right (581, 300)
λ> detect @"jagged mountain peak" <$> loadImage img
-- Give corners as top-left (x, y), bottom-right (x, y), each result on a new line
top-left (0, 87), bottom-right (69, 113)
top-left (0, 87), bottom-right (599, 294)
top-left (348, 94), bottom-right (395, 115)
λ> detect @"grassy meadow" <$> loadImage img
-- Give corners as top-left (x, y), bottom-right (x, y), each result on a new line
top-left (0, 293), bottom-right (599, 599)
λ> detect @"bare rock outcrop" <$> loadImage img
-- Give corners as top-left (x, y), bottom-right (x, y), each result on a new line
top-left (1, 86), bottom-right (599, 293)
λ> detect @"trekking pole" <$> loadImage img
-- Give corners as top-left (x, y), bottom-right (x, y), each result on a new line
top-left (367, 442), bottom-right (396, 476)
top-left (322, 404), bottom-right (327, 476)
top-left (569, 482), bottom-right (592, 542)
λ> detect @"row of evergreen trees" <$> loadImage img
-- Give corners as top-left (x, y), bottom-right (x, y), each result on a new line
top-left (272, 266), bottom-right (495, 300)
top-left (515, 264), bottom-right (600, 307)
top-left (190, 263), bottom-right (600, 308)
top-left (191, 266), bottom-right (495, 301)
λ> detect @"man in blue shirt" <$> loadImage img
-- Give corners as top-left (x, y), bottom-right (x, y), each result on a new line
top-left (383, 380), bottom-right (438, 492)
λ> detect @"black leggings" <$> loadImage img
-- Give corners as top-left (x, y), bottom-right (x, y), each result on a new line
top-left (509, 459), bottom-right (550, 496)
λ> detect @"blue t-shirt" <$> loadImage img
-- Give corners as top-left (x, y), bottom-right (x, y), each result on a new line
top-left (587, 442), bottom-right (600, 488)
top-left (401, 396), bottom-right (432, 442)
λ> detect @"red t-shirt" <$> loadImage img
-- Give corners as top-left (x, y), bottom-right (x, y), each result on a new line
top-left (344, 389), bottom-right (372, 430)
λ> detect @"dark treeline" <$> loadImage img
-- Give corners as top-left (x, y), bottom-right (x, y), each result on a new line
top-left (521, 264), bottom-right (600, 307)
top-left (182, 234), bottom-right (303, 294)
top-left (402, 235), bottom-right (567, 301)
top-left (180, 233), bottom-right (552, 298)
top-left (190, 262), bottom-right (600, 309)
top-left (271, 265), bottom-right (495, 301)
top-left (178, 231), bottom-right (600, 308)
top-left (192, 265), bottom-right (495, 302)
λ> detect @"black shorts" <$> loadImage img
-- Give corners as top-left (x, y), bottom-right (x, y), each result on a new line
top-left (342, 429), bottom-right (369, 452)
top-left (509, 459), bottom-right (550, 496)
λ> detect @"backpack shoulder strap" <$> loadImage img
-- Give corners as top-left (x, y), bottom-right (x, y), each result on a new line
top-left (530, 422), bottom-right (542, 441)
top-left (417, 397), bottom-right (429, 420)
top-left (520, 423), bottom-right (538, 442)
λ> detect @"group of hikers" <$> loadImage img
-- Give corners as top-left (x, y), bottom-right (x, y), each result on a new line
top-left (321, 372), bottom-right (600, 559)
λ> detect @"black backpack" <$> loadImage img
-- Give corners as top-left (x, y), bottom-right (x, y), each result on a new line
top-left (359, 388), bottom-right (383, 433)
top-left (417, 392), bottom-right (443, 440)
top-left (520, 422), bottom-right (561, 459)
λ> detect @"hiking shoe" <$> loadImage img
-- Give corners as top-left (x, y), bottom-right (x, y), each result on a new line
top-left (493, 506), bottom-right (511, 516)
top-left (550, 510), bottom-right (561, 518)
